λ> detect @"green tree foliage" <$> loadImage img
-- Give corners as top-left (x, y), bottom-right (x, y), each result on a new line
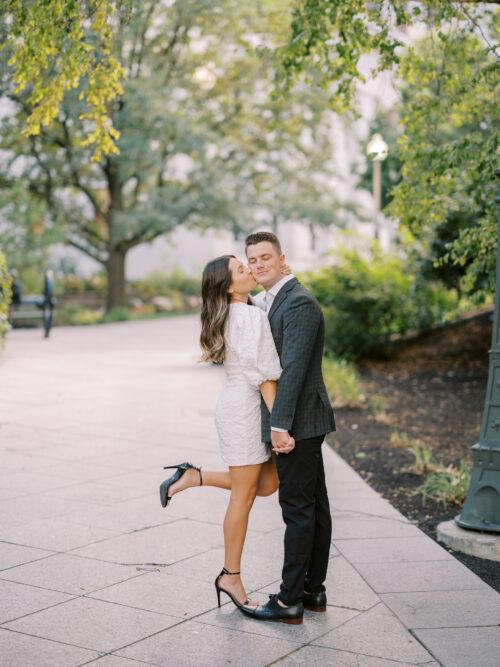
top-left (389, 30), bottom-right (499, 298)
top-left (278, 1), bottom-right (499, 297)
top-left (0, 181), bottom-right (61, 273)
top-left (2, 0), bottom-right (125, 162)
top-left (0, 1), bottom-right (340, 310)
top-left (276, 1), bottom-right (490, 109)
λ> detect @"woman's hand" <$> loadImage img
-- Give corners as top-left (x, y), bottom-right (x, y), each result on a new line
top-left (281, 263), bottom-right (292, 276)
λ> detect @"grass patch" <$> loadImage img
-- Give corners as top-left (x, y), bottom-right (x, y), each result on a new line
top-left (390, 430), bottom-right (471, 505)
top-left (413, 460), bottom-right (471, 506)
top-left (392, 431), bottom-right (443, 475)
top-left (322, 357), bottom-right (365, 408)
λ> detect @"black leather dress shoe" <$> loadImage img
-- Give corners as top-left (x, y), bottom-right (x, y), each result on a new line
top-left (302, 590), bottom-right (327, 612)
top-left (241, 594), bottom-right (303, 625)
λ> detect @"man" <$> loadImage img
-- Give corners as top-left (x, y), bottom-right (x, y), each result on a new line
top-left (242, 231), bottom-right (336, 625)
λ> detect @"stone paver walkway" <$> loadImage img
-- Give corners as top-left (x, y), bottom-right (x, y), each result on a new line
top-left (0, 316), bottom-right (499, 667)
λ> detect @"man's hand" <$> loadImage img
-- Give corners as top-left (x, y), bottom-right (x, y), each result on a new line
top-left (271, 430), bottom-right (295, 455)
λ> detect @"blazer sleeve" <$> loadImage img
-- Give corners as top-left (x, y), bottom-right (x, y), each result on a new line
top-left (270, 295), bottom-right (322, 431)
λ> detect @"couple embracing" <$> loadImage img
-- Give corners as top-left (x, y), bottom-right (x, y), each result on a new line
top-left (159, 231), bottom-right (336, 625)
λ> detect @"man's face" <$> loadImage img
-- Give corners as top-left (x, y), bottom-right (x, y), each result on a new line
top-left (246, 241), bottom-right (285, 289)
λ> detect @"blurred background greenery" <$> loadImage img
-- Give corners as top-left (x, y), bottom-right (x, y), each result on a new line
top-left (0, 0), bottom-right (498, 346)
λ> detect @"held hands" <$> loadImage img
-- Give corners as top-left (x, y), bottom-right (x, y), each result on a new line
top-left (271, 430), bottom-right (295, 455)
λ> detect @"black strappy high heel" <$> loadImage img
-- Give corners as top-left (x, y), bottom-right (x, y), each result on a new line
top-left (159, 462), bottom-right (202, 508)
top-left (215, 568), bottom-right (250, 608)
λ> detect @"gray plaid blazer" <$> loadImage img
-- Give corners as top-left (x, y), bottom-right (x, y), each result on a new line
top-left (261, 278), bottom-right (336, 443)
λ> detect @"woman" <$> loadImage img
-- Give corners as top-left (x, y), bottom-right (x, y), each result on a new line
top-left (159, 255), bottom-right (291, 610)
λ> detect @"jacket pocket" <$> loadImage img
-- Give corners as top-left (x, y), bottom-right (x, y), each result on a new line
top-left (317, 387), bottom-right (332, 408)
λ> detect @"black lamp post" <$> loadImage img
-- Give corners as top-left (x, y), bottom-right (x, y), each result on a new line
top-left (456, 168), bottom-right (500, 533)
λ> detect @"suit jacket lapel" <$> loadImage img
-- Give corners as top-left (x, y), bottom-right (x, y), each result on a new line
top-left (268, 278), bottom-right (298, 321)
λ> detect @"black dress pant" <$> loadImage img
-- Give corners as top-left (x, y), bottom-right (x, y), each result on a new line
top-left (274, 435), bottom-right (332, 605)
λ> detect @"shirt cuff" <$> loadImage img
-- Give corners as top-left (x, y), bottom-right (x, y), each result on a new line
top-left (271, 427), bottom-right (288, 432)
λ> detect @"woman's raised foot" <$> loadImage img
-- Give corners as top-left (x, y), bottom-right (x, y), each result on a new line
top-left (167, 467), bottom-right (201, 497)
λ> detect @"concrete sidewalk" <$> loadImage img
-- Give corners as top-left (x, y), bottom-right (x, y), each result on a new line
top-left (0, 316), bottom-right (499, 666)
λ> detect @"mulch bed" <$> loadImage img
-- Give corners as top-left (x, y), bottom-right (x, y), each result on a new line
top-left (326, 311), bottom-right (500, 592)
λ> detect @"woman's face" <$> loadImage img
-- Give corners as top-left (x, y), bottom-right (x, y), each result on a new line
top-left (228, 257), bottom-right (257, 295)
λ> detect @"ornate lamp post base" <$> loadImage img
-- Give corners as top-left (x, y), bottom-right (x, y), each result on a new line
top-left (456, 445), bottom-right (500, 532)
top-left (455, 169), bottom-right (500, 534)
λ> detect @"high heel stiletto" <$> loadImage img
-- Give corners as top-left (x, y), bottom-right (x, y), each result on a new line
top-left (159, 462), bottom-right (202, 508)
top-left (215, 568), bottom-right (249, 608)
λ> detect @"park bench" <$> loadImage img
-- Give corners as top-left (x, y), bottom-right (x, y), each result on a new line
top-left (9, 270), bottom-right (56, 338)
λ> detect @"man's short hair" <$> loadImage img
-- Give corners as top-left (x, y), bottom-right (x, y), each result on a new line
top-left (245, 231), bottom-right (282, 255)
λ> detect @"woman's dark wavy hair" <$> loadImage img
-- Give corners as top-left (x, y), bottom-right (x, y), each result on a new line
top-left (200, 255), bottom-right (235, 363)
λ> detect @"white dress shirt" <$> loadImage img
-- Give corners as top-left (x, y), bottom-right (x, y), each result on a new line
top-left (263, 274), bottom-right (295, 313)
top-left (251, 274), bottom-right (295, 434)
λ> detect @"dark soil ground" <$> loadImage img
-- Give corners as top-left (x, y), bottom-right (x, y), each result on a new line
top-left (326, 310), bottom-right (500, 592)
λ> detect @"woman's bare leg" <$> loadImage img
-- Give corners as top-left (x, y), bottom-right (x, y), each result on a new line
top-left (256, 455), bottom-right (279, 497)
top-left (167, 468), bottom-right (231, 496)
top-left (219, 463), bottom-right (262, 605)
top-left (167, 455), bottom-right (278, 497)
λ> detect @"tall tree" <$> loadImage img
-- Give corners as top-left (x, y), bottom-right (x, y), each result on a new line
top-left (0, 1), bottom-right (342, 309)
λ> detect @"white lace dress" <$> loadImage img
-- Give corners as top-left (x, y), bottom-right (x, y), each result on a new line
top-left (215, 303), bottom-right (282, 466)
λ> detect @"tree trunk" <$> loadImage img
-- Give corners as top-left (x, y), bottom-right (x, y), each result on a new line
top-left (106, 247), bottom-right (127, 311)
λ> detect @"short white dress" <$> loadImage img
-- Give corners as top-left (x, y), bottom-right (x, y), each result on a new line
top-left (215, 303), bottom-right (282, 466)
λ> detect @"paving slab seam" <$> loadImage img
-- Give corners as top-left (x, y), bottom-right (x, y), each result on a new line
top-left (263, 602), bottom-right (399, 666)
top-left (266, 601), bottom-right (381, 659)
top-left (0, 531), bottom-right (140, 557)
top-left (411, 623), bottom-right (500, 630)
top-left (69, 519), bottom-right (180, 535)
top-left (79, 593), bottom-right (189, 621)
top-left (107, 597), bottom-right (305, 662)
top-left (1, 623), bottom-right (173, 660)
top-left (375, 586), bottom-right (488, 594)
top-left (379, 598), bottom-right (446, 665)
top-left (0, 593), bottom-right (81, 626)
top-left (0, 568), bottom-right (148, 598)
top-left (0, 624), bottom-right (106, 656)
top-left (78, 652), bottom-right (153, 666)
top-left (408, 629), bottom-right (444, 666)
top-left (38, 494), bottom-right (138, 508)
top-left (267, 645), bottom-right (435, 667)
top-left (191, 615), bottom-right (306, 645)
top-left (0, 543), bottom-right (182, 574)
top-left (0, 548), bottom-right (57, 573)
top-left (330, 508), bottom-right (415, 524)
top-left (67, 551), bottom-right (200, 569)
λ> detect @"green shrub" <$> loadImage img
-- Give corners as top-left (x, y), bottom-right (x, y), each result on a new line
top-left (101, 306), bottom-right (131, 323)
top-left (304, 248), bottom-right (459, 359)
top-left (131, 269), bottom-right (200, 303)
top-left (56, 272), bottom-right (107, 296)
top-left (72, 309), bottom-right (104, 326)
top-left (0, 251), bottom-right (12, 344)
top-left (322, 357), bottom-right (365, 407)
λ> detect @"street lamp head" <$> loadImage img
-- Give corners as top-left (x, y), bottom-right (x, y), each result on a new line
top-left (367, 133), bottom-right (388, 162)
